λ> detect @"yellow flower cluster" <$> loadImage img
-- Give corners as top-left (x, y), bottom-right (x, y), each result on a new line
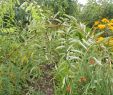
top-left (96, 36), bottom-right (113, 47)
top-left (96, 36), bottom-right (104, 42)
top-left (94, 18), bottom-right (113, 30)
top-left (95, 18), bottom-right (113, 50)
top-left (94, 21), bottom-right (99, 25)
top-left (107, 38), bottom-right (113, 46)
top-left (101, 18), bottom-right (109, 23)
top-left (97, 24), bottom-right (106, 29)
top-left (111, 19), bottom-right (113, 23)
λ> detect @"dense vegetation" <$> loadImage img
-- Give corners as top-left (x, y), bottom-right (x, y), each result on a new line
top-left (0, 0), bottom-right (113, 95)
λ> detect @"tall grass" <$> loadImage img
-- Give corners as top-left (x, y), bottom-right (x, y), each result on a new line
top-left (0, 0), bottom-right (113, 95)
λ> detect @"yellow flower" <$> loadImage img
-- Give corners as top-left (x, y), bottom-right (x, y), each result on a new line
top-left (109, 26), bottom-right (113, 30)
top-left (108, 38), bottom-right (113, 46)
top-left (108, 23), bottom-right (113, 27)
top-left (98, 24), bottom-right (106, 29)
top-left (111, 19), bottom-right (113, 23)
top-left (96, 37), bottom-right (104, 42)
top-left (101, 18), bottom-right (109, 23)
top-left (94, 21), bottom-right (99, 25)
top-left (107, 23), bottom-right (113, 30)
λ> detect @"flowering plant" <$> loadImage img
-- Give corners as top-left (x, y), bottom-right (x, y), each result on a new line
top-left (93, 18), bottom-right (113, 50)
top-left (93, 18), bottom-right (113, 37)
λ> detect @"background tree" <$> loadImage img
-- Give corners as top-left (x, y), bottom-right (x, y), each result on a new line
top-left (80, 0), bottom-right (113, 27)
top-left (35, 0), bottom-right (80, 18)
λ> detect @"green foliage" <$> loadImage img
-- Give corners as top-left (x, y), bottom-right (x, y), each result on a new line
top-left (0, 0), bottom-right (46, 94)
top-left (53, 16), bottom-right (113, 94)
top-left (80, 0), bottom-right (113, 27)
top-left (36, 0), bottom-right (80, 17)
top-left (0, 0), bottom-right (113, 95)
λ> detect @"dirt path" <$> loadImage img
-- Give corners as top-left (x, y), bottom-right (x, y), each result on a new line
top-left (37, 64), bottom-right (55, 95)
top-left (22, 63), bottom-right (55, 95)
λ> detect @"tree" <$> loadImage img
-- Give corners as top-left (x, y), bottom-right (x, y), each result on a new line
top-left (35, 0), bottom-right (80, 17)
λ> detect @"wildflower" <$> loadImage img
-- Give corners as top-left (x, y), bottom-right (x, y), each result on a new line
top-left (111, 19), bottom-right (113, 23)
top-left (108, 38), bottom-right (113, 46)
top-left (98, 24), bottom-right (106, 29)
top-left (66, 84), bottom-right (71, 93)
top-left (109, 26), bottom-right (113, 30)
top-left (108, 23), bottom-right (113, 26)
top-left (79, 77), bottom-right (87, 83)
top-left (107, 23), bottom-right (113, 30)
top-left (96, 37), bottom-right (104, 42)
top-left (89, 57), bottom-right (95, 64)
top-left (94, 21), bottom-right (99, 25)
top-left (101, 18), bottom-right (109, 23)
